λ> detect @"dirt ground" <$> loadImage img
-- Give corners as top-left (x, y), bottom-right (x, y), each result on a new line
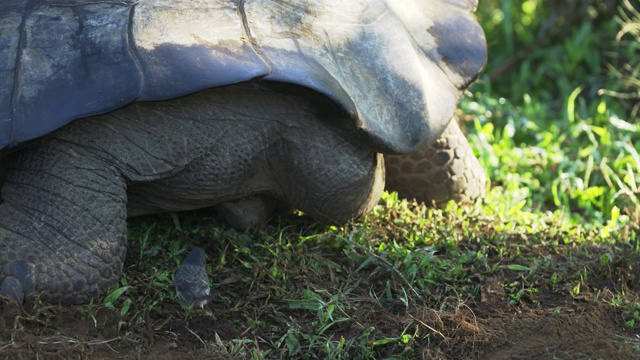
top-left (0, 211), bottom-right (638, 359)
top-left (0, 283), bottom-right (638, 360)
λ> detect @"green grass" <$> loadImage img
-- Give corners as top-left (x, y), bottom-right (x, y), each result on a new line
top-left (467, 0), bottom-right (640, 230)
top-left (113, 193), bottom-right (638, 358)
top-left (85, 1), bottom-right (640, 358)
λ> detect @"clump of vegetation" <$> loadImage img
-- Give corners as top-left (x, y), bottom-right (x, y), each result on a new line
top-left (466, 0), bottom-right (639, 230)
top-left (602, 0), bottom-right (640, 116)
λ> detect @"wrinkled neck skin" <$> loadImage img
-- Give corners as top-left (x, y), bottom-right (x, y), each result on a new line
top-left (0, 83), bottom-right (384, 304)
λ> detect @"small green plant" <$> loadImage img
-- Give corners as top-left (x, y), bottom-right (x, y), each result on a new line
top-left (622, 301), bottom-right (640, 330)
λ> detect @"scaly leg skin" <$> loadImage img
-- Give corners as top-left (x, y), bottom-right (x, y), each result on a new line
top-left (384, 119), bottom-right (486, 207)
top-left (0, 83), bottom-right (384, 305)
top-left (0, 142), bottom-right (128, 305)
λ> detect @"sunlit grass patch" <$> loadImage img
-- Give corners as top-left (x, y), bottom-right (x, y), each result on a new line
top-left (110, 183), bottom-right (638, 358)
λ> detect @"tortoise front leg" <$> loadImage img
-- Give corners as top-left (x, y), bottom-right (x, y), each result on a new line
top-left (0, 139), bottom-right (127, 305)
top-left (384, 119), bottom-right (486, 207)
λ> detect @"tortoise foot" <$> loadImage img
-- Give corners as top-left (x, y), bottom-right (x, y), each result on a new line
top-left (214, 195), bottom-right (279, 229)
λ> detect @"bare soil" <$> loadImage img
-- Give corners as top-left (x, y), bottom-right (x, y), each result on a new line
top-left (0, 211), bottom-right (638, 359)
top-left (0, 284), bottom-right (637, 359)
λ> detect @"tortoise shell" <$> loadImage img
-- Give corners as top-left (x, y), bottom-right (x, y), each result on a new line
top-left (0, 0), bottom-right (486, 154)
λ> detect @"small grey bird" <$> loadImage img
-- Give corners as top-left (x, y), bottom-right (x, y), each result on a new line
top-left (174, 246), bottom-right (211, 309)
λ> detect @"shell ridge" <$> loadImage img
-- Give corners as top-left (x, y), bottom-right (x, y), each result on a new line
top-left (237, 0), bottom-right (273, 78)
top-left (125, 1), bottom-right (144, 100)
top-left (7, 1), bottom-right (38, 149)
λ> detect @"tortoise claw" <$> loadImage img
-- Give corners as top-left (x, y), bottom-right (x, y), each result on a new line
top-left (0, 260), bottom-right (31, 307)
top-left (0, 276), bottom-right (25, 307)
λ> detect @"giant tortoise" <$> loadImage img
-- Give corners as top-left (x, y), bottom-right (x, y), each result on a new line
top-left (0, 0), bottom-right (487, 305)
